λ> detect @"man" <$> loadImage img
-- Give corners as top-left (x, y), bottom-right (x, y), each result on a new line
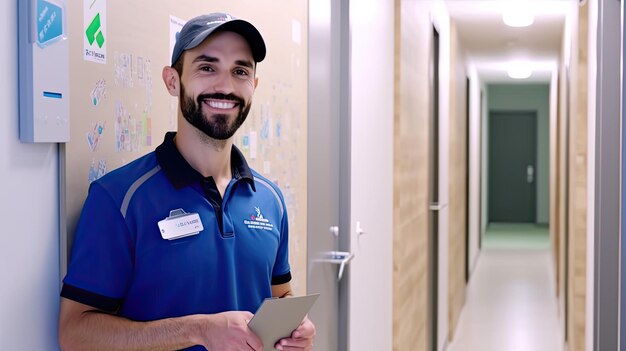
top-left (58, 12), bottom-right (315, 351)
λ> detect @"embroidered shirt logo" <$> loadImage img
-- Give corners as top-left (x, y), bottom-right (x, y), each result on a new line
top-left (244, 207), bottom-right (274, 231)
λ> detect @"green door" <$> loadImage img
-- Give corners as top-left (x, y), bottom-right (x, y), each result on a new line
top-left (488, 111), bottom-right (537, 223)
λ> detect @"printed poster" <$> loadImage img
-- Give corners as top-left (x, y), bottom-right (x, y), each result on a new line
top-left (83, 0), bottom-right (107, 64)
top-left (169, 16), bottom-right (186, 64)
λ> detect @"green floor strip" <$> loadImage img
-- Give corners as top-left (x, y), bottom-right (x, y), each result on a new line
top-left (483, 222), bottom-right (550, 250)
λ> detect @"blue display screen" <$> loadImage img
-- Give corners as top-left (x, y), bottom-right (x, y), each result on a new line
top-left (43, 91), bottom-right (62, 99)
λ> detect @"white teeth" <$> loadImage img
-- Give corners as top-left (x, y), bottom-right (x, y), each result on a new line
top-left (207, 100), bottom-right (236, 109)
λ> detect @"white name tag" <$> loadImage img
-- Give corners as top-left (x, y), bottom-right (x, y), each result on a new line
top-left (158, 209), bottom-right (204, 240)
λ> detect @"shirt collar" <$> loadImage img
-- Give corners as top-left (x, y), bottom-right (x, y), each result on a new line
top-left (155, 132), bottom-right (256, 191)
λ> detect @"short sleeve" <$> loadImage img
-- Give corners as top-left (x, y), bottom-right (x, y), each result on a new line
top-left (271, 199), bottom-right (291, 285)
top-left (61, 181), bottom-right (134, 311)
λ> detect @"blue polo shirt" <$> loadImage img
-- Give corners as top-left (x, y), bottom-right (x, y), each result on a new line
top-left (62, 132), bottom-right (291, 344)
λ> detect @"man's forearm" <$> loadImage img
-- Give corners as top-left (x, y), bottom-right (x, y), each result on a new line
top-left (59, 308), bottom-right (204, 351)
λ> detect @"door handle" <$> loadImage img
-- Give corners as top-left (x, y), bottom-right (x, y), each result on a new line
top-left (527, 165), bottom-right (535, 183)
top-left (319, 251), bottom-right (355, 281)
top-left (429, 202), bottom-right (447, 211)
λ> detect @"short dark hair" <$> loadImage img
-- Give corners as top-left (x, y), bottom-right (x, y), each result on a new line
top-left (172, 54), bottom-right (184, 77)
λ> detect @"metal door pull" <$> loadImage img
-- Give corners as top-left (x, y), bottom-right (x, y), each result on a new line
top-left (526, 165), bottom-right (535, 183)
top-left (319, 251), bottom-right (355, 281)
top-left (429, 202), bottom-right (447, 211)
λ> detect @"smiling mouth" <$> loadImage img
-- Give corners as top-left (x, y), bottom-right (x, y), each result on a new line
top-left (204, 99), bottom-right (238, 110)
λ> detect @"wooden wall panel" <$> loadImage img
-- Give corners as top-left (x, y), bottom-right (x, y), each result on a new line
top-left (393, 1), bottom-right (432, 350)
top-left (556, 3), bottom-right (588, 350)
top-left (567, 3), bottom-right (588, 350)
top-left (393, 3), bottom-right (468, 349)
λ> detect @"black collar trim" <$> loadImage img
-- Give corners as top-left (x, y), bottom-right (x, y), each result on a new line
top-left (155, 132), bottom-right (255, 191)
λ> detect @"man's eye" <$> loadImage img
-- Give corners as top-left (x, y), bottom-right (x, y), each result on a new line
top-left (200, 66), bottom-right (214, 72)
top-left (234, 69), bottom-right (249, 76)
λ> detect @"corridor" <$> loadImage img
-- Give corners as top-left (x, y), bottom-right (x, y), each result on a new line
top-left (446, 224), bottom-right (562, 351)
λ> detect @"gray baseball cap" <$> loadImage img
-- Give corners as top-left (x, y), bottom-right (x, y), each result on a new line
top-left (171, 12), bottom-right (266, 66)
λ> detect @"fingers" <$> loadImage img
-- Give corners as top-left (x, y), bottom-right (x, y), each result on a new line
top-left (274, 316), bottom-right (315, 350)
top-left (276, 346), bottom-right (314, 351)
top-left (275, 331), bottom-right (314, 350)
top-left (293, 317), bottom-right (316, 339)
top-left (275, 338), bottom-right (311, 349)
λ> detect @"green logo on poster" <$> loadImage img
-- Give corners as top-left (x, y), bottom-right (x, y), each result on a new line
top-left (86, 13), bottom-right (104, 48)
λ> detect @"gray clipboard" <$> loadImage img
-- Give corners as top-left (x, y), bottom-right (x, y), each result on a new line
top-left (248, 293), bottom-right (320, 351)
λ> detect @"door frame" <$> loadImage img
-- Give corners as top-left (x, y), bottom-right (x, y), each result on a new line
top-left (306, 0), bottom-right (351, 349)
top-left (479, 90), bottom-right (484, 250)
top-left (428, 24), bottom-right (441, 351)
top-left (620, 0), bottom-right (626, 346)
top-left (593, 0), bottom-right (621, 349)
top-left (564, 67), bottom-right (570, 343)
top-left (337, 0), bottom-right (352, 349)
top-left (465, 76), bottom-right (470, 283)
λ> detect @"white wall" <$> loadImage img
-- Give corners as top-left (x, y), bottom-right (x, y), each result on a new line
top-left (0, 1), bottom-right (61, 349)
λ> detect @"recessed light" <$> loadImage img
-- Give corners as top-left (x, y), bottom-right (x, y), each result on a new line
top-left (508, 65), bottom-right (532, 79)
top-left (503, 13), bottom-right (534, 27)
top-left (502, 4), bottom-right (534, 27)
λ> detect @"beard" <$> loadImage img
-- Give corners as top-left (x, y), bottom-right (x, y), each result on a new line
top-left (179, 83), bottom-right (251, 140)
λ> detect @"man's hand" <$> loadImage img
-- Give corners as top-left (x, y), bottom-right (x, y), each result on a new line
top-left (196, 311), bottom-right (263, 351)
top-left (274, 316), bottom-right (315, 351)
top-left (59, 298), bottom-right (262, 351)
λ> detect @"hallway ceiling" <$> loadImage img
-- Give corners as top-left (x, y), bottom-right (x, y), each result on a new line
top-left (445, 0), bottom-right (571, 83)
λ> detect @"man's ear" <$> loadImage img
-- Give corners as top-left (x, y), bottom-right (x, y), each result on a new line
top-left (254, 76), bottom-right (259, 90)
top-left (162, 66), bottom-right (180, 97)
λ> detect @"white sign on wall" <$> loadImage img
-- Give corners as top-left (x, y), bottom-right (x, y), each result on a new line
top-left (83, 0), bottom-right (107, 64)
top-left (169, 15), bottom-right (186, 65)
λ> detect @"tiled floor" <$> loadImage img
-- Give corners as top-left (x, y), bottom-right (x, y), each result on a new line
top-left (445, 223), bottom-right (563, 351)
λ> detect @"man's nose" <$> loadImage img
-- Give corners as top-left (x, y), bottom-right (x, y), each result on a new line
top-left (211, 72), bottom-right (235, 94)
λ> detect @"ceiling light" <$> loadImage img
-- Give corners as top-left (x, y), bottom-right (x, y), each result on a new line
top-left (502, 4), bottom-right (534, 27)
top-left (507, 64), bottom-right (532, 79)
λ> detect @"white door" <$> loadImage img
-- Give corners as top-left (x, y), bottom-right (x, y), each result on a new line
top-left (347, 1), bottom-right (394, 350)
top-left (307, 0), bottom-right (394, 350)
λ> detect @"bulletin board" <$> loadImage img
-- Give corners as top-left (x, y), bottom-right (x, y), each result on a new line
top-left (60, 1), bottom-right (308, 295)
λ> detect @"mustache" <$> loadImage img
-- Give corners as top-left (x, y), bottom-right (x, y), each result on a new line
top-left (197, 93), bottom-right (245, 106)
